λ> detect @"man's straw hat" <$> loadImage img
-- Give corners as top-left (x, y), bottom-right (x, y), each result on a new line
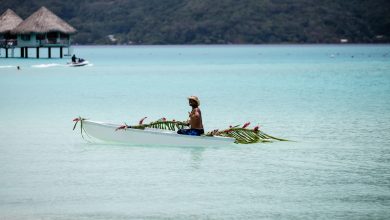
top-left (188, 96), bottom-right (200, 106)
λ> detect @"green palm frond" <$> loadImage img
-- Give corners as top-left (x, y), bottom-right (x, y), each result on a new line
top-left (131, 119), bottom-right (188, 131)
top-left (206, 127), bottom-right (288, 144)
top-left (129, 118), bottom-right (287, 144)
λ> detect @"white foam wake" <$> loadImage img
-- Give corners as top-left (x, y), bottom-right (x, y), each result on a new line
top-left (32, 63), bottom-right (64, 68)
top-left (0, 65), bottom-right (15, 68)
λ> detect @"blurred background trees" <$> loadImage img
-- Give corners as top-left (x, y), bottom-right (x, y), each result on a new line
top-left (2, 0), bottom-right (389, 44)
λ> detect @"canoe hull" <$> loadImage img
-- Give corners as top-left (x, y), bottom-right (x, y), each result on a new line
top-left (82, 120), bottom-right (235, 147)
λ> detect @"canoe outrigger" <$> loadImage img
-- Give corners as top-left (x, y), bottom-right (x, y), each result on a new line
top-left (73, 117), bottom-right (287, 147)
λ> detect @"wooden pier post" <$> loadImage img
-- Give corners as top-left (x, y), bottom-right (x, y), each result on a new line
top-left (25, 47), bottom-right (28, 58)
top-left (48, 47), bottom-right (51, 58)
top-left (21, 47), bottom-right (24, 58)
top-left (5, 48), bottom-right (8, 58)
top-left (36, 47), bottom-right (40, 58)
top-left (60, 47), bottom-right (63, 58)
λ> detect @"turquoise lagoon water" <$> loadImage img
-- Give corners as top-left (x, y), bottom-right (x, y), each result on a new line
top-left (0, 45), bottom-right (390, 219)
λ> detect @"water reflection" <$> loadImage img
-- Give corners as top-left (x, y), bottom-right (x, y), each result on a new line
top-left (190, 147), bottom-right (205, 169)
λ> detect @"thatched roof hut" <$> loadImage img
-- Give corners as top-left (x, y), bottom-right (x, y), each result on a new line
top-left (0, 9), bottom-right (23, 34)
top-left (12, 6), bottom-right (76, 34)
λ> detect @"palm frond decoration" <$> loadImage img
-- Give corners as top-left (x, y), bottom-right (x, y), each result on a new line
top-left (72, 117), bottom-right (92, 141)
top-left (205, 123), bottom-right (288, 144)
top-left (124, 117), bottom-right (189, 131)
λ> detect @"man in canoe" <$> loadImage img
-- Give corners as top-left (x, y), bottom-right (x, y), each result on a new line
top-left (178, 96), bottom-right (204, 136)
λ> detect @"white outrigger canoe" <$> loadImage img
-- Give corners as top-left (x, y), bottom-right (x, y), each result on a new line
top-left (80, 120), bottom-right (235, 147)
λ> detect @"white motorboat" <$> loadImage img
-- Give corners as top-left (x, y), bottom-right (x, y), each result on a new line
top-left (68, 60), bottom-right (89, 67)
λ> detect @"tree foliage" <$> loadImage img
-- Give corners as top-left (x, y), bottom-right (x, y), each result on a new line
top-left (2, 0), bottom-right (389, 44)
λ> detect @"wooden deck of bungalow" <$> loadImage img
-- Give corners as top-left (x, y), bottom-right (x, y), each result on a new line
top-left (0, 38), bottom-right (72, 58)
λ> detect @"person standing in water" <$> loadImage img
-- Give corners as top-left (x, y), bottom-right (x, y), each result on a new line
top-left (177, 96), bottom-right (204, 136)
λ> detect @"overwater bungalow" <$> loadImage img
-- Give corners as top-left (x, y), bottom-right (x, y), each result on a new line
top-left (0, 9), bottom-right (23, 57)
top-left (1, 6), bottom-right (76, 58)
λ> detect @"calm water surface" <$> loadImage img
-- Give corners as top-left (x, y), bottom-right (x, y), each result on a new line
top-left (0, 45), bottom-right (390, 219)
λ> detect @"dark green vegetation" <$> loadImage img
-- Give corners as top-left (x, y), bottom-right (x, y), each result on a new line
top-left (2, 0), bottom-right (389, 44)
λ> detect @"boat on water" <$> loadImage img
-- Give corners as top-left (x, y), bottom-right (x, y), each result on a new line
top-left (68, 59), bottom-right (89, 67)
top-left (77, 119), bottom-right (235, 147)
top-left (73, 117), bottom-right (287, 147)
